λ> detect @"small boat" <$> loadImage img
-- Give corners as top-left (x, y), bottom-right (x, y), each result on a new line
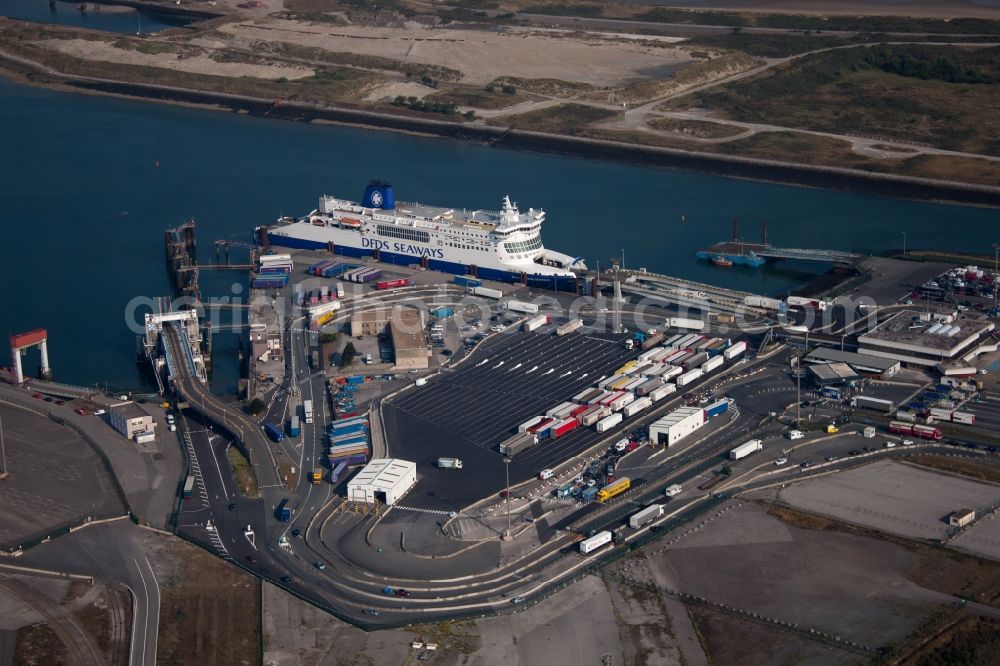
top-left (711, 255), bottom-right (734, 268)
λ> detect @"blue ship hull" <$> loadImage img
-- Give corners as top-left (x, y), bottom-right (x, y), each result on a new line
top-left (266, 232), bottom-right (579, 291)
top-left (695, 250), bottom-right (766, 268)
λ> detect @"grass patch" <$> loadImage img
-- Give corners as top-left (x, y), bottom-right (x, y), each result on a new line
top-left (908, 454), bottom-right (1000, 485)
top-left (227, 446), bottom-right (260, 498)
top-left (424, 85), bottom-right (526, 110)
top-left (646, 116), bottom-right (744, 139)
top-left (715, 131), bottom-right (869, 166)
top-left (687, 45), bottom-right (1000, 155)
top-left (487, 103), bottom-right (620, 134)
top-left (685, 33), bottom-right (852, 58)
top-left (490, 75), bottom-right (594, 97)
top-left (906, 615), bottom-right (1000, 666)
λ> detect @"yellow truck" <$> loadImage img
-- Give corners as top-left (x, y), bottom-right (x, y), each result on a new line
top-left (311, 468), bottom-right (323, 485)
top-left (597, 477), bottom-right (631, 503)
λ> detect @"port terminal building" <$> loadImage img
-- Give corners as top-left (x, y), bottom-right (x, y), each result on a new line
top-left (109, 401), bottom-right (156, 443)
top-left (857, 310), bottom-right (994, 369)
top-left (347, 458), bottom-right (417, 505)
top-left (804, 348), bottom-right (900, 378)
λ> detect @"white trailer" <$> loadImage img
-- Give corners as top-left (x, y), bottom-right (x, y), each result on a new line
top-left (609, 392), bottom-right (635, 412)
top-left (665, 484), bottom-right (683, 497)
top-left (518, 416), bottom-right (545, 433)
top-left (668, 318), bottom-right (705, 331)
top-left (545, 402), bottom-right (575, 419)
top-left (623, 396), bottom-right (652, 417)
top-left (629, 504), bottom-right (664, 529)
top-left (473, 286), bottom-right (503, 299)
top-left (507, 300), bottom-right (539, 315)
top-left (579, 531), bottom-right (613, 554)
top-left (523, 314), bottom-right (550, 332)
top-left (596, 413), bottom-right (623, 433)
top-left (724, 340), bottom-right (747, 360)
top-left (730, 439), bottom-right (763, 460)
top-left (556, 319), bottom-right (583, 336)
top-left (303, 400), bottom-right (314, 424)
top-left (676, 368), bottom-right (703, 387)
top-left (649, 383), bottom-right (677, 403)
top-left (701, 356), bottom-right (725, 374)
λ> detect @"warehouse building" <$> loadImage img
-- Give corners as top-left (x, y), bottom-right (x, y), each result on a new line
top-left (351, 306), bottom-right (425, 337)
top-left (346, 458), bottom-right (417, 505)
top-left (804, 348), bottom-right (900, 378)
top-left (109, 401), bottom-right (156, 442)
top-left (858, 310), bottom-right (994, 368)
top-left (649, 406), bottom-right (705, 447)
top-left (390, 316), bottom-right (431, 370)
top-left (808, 362), bottom-right (860, 386)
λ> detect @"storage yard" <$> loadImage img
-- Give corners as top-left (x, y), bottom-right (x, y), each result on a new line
top-left (766, 460), bottom-right (1000, 541)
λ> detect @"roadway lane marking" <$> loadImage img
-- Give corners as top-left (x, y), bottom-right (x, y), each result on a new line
top-left (133, 557), bottom-right (150, 666)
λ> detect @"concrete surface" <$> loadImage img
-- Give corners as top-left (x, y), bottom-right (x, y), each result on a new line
top-left (772, 460), bottom-right (1000, 541)
top-left (950, 510), bottom-right (1000, 561)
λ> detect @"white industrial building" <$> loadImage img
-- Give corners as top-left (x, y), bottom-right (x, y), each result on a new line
top-left (857, 310), bottom-right (994, 368)
top-left (109, 401), bottom-right (156, 442)
top-left (346, 458), bottom-right (416, 505)
top-left (650, 406), bottom-right (705, 447)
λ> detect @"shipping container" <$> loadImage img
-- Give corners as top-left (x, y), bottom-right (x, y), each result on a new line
top-left (545, 401), bottom-right (576, 419)
top-left (329, 461), bottom-right (348, 484)
top-left (649, 383), bottom-right (677, 402)
top-left (682, 352), bottom-right (709, 371)
top-left (523, 314), bottom-right (551, 332)
top-left (573, 388), bottom-right (603, 404)
top-left (499, 432), bottom-right (538, 457)
top-left (609, 392), bottom-right (636, 412)
top-left (552, 418), bottom-right (579, 438)
top-left (704, 398), bottom-right (729, 418)
top-left (730, 439), bottom-right (762, 460)
top-left (596, 412), bottom-right (623, 433)
top-left (507, 300), bottom-right (539, 315)
top-left (182, 475), bottom-right (195, 499)
top-left (472, 286), bottom-right (503, 299)
top-left (928, 407), bottom-right (954, 420)
top-left (701, 356), bottom-right (725, 374)
top-left (580, 531), bottom-right (613, 554)
top-left (556, 319), bottom-right (584, 336)
top-left (629, 504), bottom-right (664, 529)
top-left (723, 340), bottom-right (747, 360)
top-left (676, 368), bottom-right (703, 387)
top-left (623, 396), bottom-right (652, 417)
top-left (668, 318), bottom-right (705, 331)
top-left (581, 487), bottom-right (600, 503)
top-left (951, 411), bottom-right (976, 425)
top-left (264, 421), bottom-right (285, 442)
top-left (636, 378), bottom-right (663, 397)
top-left (853, 396), bottom-right (894, 412)
top-left (528, 418), bottom-right (555, 435)
top-left (431, 306), bottom-right (454, 318)
top-left (518, 416), bottom-right (545, 433)
top-left (376, 278), bottom-right (409, 290)
top-left (329, 453), bottom-right (369, 467)
top-left (454, 276), bottom-right (483, 288)
top-left (303, 399), bottom-right (314, 424)
top-left (580, 405), bottom-right (609, 427)
top-left (288, 415), bottom-right (301, 437)
top-left (641, 332), bottom-right (665, 350)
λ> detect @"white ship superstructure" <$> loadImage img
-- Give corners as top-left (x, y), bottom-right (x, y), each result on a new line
top-left (261, 181), bottom-right (585, 289)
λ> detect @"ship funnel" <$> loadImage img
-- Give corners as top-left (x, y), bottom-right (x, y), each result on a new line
top-left (362, 180), bottom-right (395, 210)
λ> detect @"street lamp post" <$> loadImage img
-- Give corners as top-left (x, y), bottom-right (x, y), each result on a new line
top-left (502, 456), bottom-right (512, 541)
top-left (993, 243), bottom-right (999, 314)
top-left (902, 231), bottom-right (907, 257)
top-left (788, 325), bottom-right (810, 428)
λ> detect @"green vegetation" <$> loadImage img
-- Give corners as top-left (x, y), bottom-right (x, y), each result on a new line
top-left (490, 76), bottom-right (593, 97)
top-left (318, 332), bottom-right (337, 344)
top-left (227, 446), bottom-right (259, 498)
top-left (646, 116), bottom-right (745, 139)
top-left (340, 342), bottom-right (357, 367)
top-left (687, 45), bottom-right (1000, 155)
top-left (246, 397), bottom-right (265, 414)
top-left (912, 616), bottom-right (1000, 666)
top-left (392, 95), bottom-right (459, 116)
top-left (684, 33), bottom-right (852, 58)
top-left (424, 85), bottom-right (526, 110)
top-left (488, 103), bottom-right (620, 134)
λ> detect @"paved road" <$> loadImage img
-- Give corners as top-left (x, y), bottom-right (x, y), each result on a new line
top-left (127, 556), bottom-right (160, 666)
top-left (162, 322), bottom-right (283, 490)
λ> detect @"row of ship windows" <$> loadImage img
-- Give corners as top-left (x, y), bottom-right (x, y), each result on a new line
top-left (446, 242), bottom-right (489, 252)
top-left (377, 225), bottom-right (430, 244)
top-left (503, 235), bottom-right (542, 254)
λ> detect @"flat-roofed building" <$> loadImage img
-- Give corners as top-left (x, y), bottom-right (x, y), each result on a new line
top-left (804, 348), bottom-right (900, 378)
top-left (858, 310), bottom-right (994, 368)
top-left (109, 401), bottom-right (156, 442)
top-left (346, 458), bottom-right (417, 505)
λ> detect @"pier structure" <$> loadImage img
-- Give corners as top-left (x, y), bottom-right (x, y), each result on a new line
top-left (9, 329), bottom-right (51, 384)
top-left (141, 306), bottom-right (207, 392)
top-left (697, 219), bottom-right (861, 269)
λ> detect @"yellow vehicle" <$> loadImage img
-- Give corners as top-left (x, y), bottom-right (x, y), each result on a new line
top-left (596, 477), bottom-right (631, 503)
top-left (311, 468), bottom-right (323, 485)
top-left (161, 401), bottom-right (171, 409)
top-left (826, 424), bottom-right (839, 433)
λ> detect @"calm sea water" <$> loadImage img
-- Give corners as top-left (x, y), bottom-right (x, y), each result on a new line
top-left (1, 76), bottom-right (997, 392)
top-left (3, 0), bottom-right (190, 33)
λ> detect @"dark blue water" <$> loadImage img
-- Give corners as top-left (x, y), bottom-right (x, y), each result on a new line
top-left (1, 75), bottom-right (998, 391)
top-left (3, 0), bottom-right (190, 34)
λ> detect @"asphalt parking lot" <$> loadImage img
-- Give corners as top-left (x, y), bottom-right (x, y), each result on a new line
top-left (382, 329), bottom-right (642, 510)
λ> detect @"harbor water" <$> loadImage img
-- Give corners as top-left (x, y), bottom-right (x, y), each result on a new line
top-left (1, 75), bottom-right (997, 392)
top-left (3, 0), bottom-right (192, 34)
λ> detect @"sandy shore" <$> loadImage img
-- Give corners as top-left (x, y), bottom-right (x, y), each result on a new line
top-left (607, 0), bottom-right (1000, 19)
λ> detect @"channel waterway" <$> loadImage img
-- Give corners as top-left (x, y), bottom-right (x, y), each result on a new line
top-left (4, 0), bottom-right (193, 34)
top-left (1, 76), bottom-right (997, 392)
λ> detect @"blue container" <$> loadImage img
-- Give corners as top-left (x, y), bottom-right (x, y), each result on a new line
top-left (431, 306), bottom-right (455, 318)
top-left (264, 421), bottom-right (285, 442)
top-left (704, 399), bottom-right (729, 418)
top-left (330, 461), bottom-right (348, 484)
top-left (454, 276), bottom-right (482, 288)
top-left (329, 423), bottom-right (367, 436)
top-left (581, 487), bottom-right (599, 502)
top-left (347, 375), bottom-right (365, 385)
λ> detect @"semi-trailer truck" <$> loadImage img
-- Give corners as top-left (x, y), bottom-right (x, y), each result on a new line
top-left (436, 457), bottom-right (464, 469)
top-left (730, 439), bottom-right (763, 460)
top-left (303, 399), bottom-right (314, 424)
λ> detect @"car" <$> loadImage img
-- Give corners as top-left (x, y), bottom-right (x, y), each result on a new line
top-left (902, 439), bottom-right (914, 446)
top-left (978, 369), bottom-right (989, 375)
top-left (291, 528), bottom-right (301, 538)
top-left (93, 409), bottom-right (105, 416)
top-left (31, 392), bottom-right (42, 399)
top-left (362, 609), bottom-right (380, 616)
top-left (499, 490), bottom-right (509, 498)
top-left (825, 455), bottom-right (839, 462)
top-left (848, 449), bottom-right (862, 456)
top-left (280, 576), bottom-right (292, 584)
top-left (511, 596), bottom-right (525, 604)
top-left (228, 502), bottom-right (237, 511)
top-left (382, 586), bottom-right (395, 596)
top-left (884, 441), bottom-right (897, 448)
top-left (246, 555), bottom-right (257, 564)
top-left (43, 396), bottom-right (54, 402)
top-left (441, 349), bottom-right (453, 357)
top-left (800, 461), bottom-right (813, 468)
top-left (964, 442), bottom-right (979, 449)
top-left (56, 400), bottom-right (65, 405)
top-left (394, 589), bottom-right (411, 597)
top-left (75, 408), bottom-right (87, 416)
top-left (774, 457), bottom-right (788, 466)
top-left (313, 561), bottom-right (326, 570)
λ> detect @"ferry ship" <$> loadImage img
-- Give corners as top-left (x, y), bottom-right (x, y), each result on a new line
top-left (258, 181), bottom-right (586, 290)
